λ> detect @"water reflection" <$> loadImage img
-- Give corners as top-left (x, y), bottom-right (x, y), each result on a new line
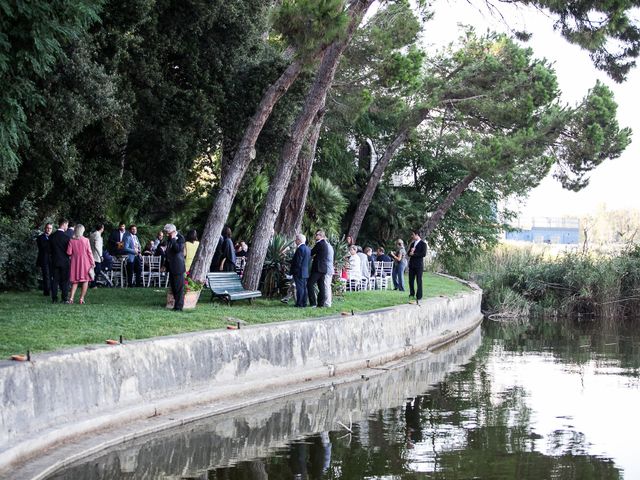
top-left (46, 319), bottom-right (640, 480)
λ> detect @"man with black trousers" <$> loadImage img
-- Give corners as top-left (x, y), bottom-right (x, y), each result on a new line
top-left (291, 233), bottom-right (311, 307)
top-left (407, 229), bottom-right (427, 301)
top-left (36, 222), bottom-right (53, 296)
top-left (164, 223), bottom-right (186, 311)
top-left (308, 230), bottom-right (330, 308)
top-left (49, 218), bottom-right (71, 303)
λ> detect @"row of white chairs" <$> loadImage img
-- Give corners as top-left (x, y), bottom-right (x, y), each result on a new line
top-left (108, 255), bottom-right (169, 288)
top-left (344, 261), bottom-right (394, 292)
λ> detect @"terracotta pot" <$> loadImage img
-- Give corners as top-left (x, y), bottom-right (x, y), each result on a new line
top-left (166, 290), bottom-right (201, 310)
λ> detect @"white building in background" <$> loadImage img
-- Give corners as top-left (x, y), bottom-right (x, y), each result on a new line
top-left (505, 217), bottom-right (580, 244)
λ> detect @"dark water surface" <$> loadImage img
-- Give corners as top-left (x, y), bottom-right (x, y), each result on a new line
top-left (47, 319), bottom-right (640, 479)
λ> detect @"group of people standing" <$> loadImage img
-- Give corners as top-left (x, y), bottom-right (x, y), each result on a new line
top-left (36, 218), bottom-right (97, 304)
top-left (343, 230), bottom-right (427, 299)
top-left (286, 229), bottom-right (428, 308)
top-left (288, 230), bottom-right (334, 308)
top-left (36, 218), bottom-right (427, 309)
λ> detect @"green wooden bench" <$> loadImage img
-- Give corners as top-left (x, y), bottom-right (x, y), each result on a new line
top-left (206, 272), bottom-right (262, 305)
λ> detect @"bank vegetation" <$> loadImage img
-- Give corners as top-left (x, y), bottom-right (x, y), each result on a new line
top-left (460, 244), bottom-right (640, 320)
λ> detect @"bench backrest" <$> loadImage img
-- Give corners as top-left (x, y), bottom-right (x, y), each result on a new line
top-left (206, 272), bottom-right (245, 293)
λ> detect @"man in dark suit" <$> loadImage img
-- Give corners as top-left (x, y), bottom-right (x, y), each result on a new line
top-left (307, 230), bottom-right (330, 308)
top-left (375, 247), bottom-right (393, 263)
top-left (65, 221), bottom-right (75, 238)
top-left (164, 223), bottom-right (186, 311)
top-left (291, 233), bottom-right (311, 307)
top-left (107, 222), bottom-right (127, 255)
top-left (36, 223), bottom-right (53, 296)
top-left (49, 218), bottom-right (71, 303)
top-left (407, 229), bottom-right (427, 301)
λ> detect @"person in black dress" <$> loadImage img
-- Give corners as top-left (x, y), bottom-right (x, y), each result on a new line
top-left (219, 226), bottom-right (236, 272)
top-left (36, 223), bottom-right (53, 296)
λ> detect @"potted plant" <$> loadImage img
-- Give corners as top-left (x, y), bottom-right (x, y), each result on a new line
top-left (166, 272), bottom-right (204, 309)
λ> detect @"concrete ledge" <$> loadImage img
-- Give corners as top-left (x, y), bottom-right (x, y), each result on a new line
top-left (0, 286), bottom-right (482, 473)
top-left (31, 326), bottom-right (482, 480)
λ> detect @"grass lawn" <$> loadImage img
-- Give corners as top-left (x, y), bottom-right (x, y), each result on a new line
top-left (0, 273), bottom-right (469, 357)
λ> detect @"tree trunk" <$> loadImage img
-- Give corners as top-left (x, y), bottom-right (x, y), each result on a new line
top-left (220, 136), bottom-right (236, 185)
top-left (347, 108), bottom-right (430, 243)
top-left (420, 171), bottom-right (478, 238)
top-left (242, 0), bottom-right (374, 291)
top-left (275, 106), bottom-right (326, 238)
top-left (189, 59), bottom-right (307, 282)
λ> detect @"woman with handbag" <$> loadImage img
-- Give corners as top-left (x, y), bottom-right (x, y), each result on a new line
top-left (66, 224), bottom-right (95, 304)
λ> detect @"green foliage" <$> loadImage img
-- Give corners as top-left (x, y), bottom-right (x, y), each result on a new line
top-left (0, 0), bottom-right (103, 195)
top-left (184, 272), bottom-right (204, 292)
top-left (272, 0), bottom-right (349, 57)
top-left (348, 183), bottom-right (420, 249)
top-left (260, 234), bottom-right (294, 298)
top-left (326, 232), bottom-right (349, 272)
top-left (1, 0), bottom-right (272, 230)
top-left (466, 244), bottom-right (640, 319)
top-left (229, 173), bottom-right (270, 243)
top-left (531, 0), bottom-right (640, 82)
top-left (380, 46), bottom-right (425, 90)
top-left (553, 81), bottom-right (632, 190)
top-left (0, 201), bottom-right (39, 290)
top-left (302, 175), bottom-right (347, 238)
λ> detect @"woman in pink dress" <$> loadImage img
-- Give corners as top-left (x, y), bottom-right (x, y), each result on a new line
top-left (66, 224), bottom-right (95, 304)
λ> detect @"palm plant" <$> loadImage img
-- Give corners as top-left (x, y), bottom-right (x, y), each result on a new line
top-left (261, 234), bottom-right (294, 297)
top-left (303, 175), bottom-right (347, 238)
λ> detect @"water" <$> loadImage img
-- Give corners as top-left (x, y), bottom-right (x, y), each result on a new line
top-left (46, 318), bottom-right (640, 479)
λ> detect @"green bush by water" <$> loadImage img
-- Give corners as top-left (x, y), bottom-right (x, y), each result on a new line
top-left (463, 244), bottom-right (640, 319)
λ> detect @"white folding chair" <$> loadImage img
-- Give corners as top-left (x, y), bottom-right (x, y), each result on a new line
top-left (143, 255), bottom-right (163, 287)
top-left (379, 261), bottom-right (393, 290)
top-left (372, 261), bottom-right (383, 290)
top-left (346, 271), bottom-right (362, 291)
top-left (110, 256), bottom-right (126, 288)
top-left (373, 261), bottom-right (393, 290)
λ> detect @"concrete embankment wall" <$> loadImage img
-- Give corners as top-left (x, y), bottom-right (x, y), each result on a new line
top-left (50, 327), bottom-right (482, 480)
top-left (0, 287), bottom-right (482, 471)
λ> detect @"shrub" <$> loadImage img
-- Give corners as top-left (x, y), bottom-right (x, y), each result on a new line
top-left (465, 244), bottom-right (640, 320)
top-left (0, 201), bottom-right (39, 290)
top-left (260, 234), bottom-right (293, 297)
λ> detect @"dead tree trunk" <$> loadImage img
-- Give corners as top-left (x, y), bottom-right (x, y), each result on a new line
top-left (275, 106), bottom-right (326, 238)
top-left (420, 171), bottom-right (478, 238)
top-left (347, 108), bottom-right (429, 243)
top-left (189, 58), bottom-right (308, 282)
top-left (242, 0), bottom-right (374, 290)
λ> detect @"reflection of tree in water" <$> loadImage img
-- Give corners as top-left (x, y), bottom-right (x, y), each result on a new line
top-left (211, 432), bottom-right (332, 480)
top-left (211, 319), bottom-right (630, 479)
top-left (485, 318), bottom-right (640, 374)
